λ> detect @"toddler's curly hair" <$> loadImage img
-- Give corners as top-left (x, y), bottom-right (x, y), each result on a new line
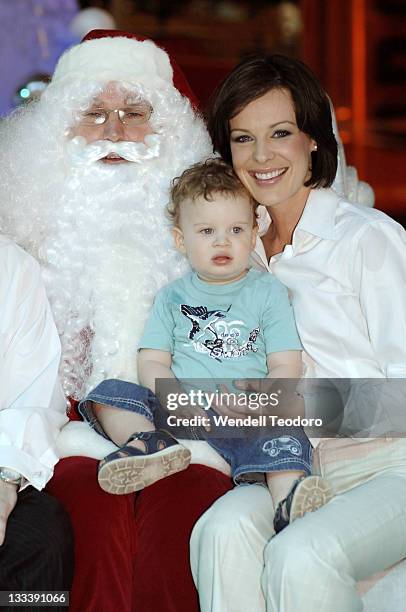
top-left (168, 157), bottom-right (257, 227)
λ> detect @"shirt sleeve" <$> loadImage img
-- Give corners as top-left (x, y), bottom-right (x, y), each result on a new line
top-left (138, 288), bottom-right (175, 353)
top-left (0, 243), bottom-right (67, 490)
top-left (261, 278), bottom-right (303, 354)
top-left (352, 219), bottom-right (406, 377)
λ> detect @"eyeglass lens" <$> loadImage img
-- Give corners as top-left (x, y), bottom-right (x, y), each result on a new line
top-left (80, 105), bottom-right (152, 126)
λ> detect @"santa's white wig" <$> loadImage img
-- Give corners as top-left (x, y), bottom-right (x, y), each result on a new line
top-left (0, 31), bottom-right (212, 399)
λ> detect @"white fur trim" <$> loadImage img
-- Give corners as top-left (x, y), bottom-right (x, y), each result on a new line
top-left (56, 421), bottom-right (231, 477)
top-left (57, 421), bottom-right (118, 459)
top-left (51, 37), bottom-right (173, 90)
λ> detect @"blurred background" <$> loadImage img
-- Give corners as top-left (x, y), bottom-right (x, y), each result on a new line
top-left (1, 0), bottom-right (405, 223)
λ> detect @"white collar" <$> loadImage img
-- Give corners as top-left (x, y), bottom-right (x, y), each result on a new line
top-left (257, 188), bottom-right (340, 242)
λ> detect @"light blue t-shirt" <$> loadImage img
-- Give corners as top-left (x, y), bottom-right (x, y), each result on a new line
top-left (139, 269), bottom-right (302, 381)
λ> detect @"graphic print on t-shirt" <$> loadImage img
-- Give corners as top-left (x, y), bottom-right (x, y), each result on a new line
top-left (180, 303), bottom-right (260, 362)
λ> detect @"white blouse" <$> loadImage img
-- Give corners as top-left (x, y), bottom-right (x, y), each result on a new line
top-left (251, 188), bottom-right (406, 379)
top-left (0, 237), bottom-right (67, 490)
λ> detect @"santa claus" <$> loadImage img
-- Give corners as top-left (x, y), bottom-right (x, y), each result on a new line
top-left (0, 30), bottom-right (233, 612)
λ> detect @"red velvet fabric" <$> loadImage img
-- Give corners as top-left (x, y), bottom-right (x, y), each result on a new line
top-left (46, 457), bottom-right (232, 612)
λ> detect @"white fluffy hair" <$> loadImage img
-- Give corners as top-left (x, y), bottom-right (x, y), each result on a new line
top-left (0, 76), bottom-right (212, 398)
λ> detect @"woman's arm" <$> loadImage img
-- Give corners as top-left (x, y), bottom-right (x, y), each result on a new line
top-left (354, 220), bottom-right (406, 377)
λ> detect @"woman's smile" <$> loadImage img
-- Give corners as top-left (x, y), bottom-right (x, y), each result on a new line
top-left (249, 167), bottom-right (288, 184)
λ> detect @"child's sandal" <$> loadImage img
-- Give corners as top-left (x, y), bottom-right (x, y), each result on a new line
top-left (273, 475), bottom-right (333, 534)
top-left (98, 430), bottom-right (191, 494)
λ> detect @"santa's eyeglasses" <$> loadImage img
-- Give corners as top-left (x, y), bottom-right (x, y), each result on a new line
top-left (79, 104), bottom-right (152, 127)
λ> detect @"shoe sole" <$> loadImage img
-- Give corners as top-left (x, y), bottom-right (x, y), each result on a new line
top-left (289, 476), bottom-right (333, 523)
top-left (98, 445), bottom-right (191, 495)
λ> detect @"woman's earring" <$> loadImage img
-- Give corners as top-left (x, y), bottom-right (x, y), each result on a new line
top-left (313, 144), bottom-right (318, 151)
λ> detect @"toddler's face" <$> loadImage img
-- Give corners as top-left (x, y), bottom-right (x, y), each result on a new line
top-left (173, 191), bottom-right (257, 284)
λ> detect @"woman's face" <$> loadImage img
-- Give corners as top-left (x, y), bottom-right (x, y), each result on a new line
top-left (229, 88), bottom-right (316, 210)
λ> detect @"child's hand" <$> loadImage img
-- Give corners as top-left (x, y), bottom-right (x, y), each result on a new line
top-left (233, 378), bottom-right (304, 419)
top-left (212, 383), bottom-right (259, 418)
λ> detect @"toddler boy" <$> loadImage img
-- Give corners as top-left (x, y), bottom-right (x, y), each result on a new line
top-left (81, 159), bottom-right (331, 532)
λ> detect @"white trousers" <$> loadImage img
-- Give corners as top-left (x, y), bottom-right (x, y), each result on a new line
top-left (190, 439), bottom-right (406, 612)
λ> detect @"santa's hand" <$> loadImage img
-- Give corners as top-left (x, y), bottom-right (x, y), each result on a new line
top-left (0, 480), bottom-right (18, 546)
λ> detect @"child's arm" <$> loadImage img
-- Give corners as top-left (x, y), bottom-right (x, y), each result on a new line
top-left (138, 348), bottom-right (211, 428)
top-left (266, 350), bottom-right (303, 379)
top-left (266, 350), bottom-right (304, 418)
top-left (138, 348), bottom-right (174, 393)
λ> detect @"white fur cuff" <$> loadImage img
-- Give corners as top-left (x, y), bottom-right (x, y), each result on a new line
top-left (56, 420), bottom-right (231, 477)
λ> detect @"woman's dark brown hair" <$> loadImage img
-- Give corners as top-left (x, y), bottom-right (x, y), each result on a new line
top-left (206, 54), bottom-right (338, 188)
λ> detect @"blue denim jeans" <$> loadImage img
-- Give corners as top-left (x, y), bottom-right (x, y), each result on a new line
top-left (79, 379), bottom-right (312, 483)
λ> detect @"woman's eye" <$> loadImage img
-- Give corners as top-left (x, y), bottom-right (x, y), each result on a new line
top-left (200, 228), bottom-right (213, 235)
top-left (232, 227), bottom-right (243, 234)
top-left (231, 134), bottom-right (252, 143)
top-left (272, 129), bottom-right (290, 138)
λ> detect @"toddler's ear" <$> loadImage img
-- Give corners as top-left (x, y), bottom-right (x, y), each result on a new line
top-left (172, 227), bottom-right (186, 254)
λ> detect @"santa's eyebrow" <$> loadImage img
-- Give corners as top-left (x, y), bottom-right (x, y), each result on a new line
top-left (87, 97), bottom-right (150, 108)
top-left (87, 99), bottom-right (103, 107)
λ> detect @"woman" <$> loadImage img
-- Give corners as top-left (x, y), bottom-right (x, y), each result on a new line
top-left (190, 54), bottom-right (406, 612)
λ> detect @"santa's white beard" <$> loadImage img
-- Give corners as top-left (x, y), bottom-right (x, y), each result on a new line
top-left (43, 137), bottom-right (192, 398)
top-left (0, 85), bottom-right (213, 398)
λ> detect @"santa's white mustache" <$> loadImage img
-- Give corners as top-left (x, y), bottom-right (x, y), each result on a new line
top-left (65, 134), bottom-right (161, 166)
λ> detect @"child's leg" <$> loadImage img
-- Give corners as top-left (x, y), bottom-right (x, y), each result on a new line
top-left (79, 379), bottom-right (191, 494)
top-left (209, 426), bottom-right (332, 533)
top-left (266, 470), bottom-right (305, 506)
top-left (263, 429), bottom-right (333, 533)
top-left (266, 467), bottom-right (332, 527)
top-left (93, 402), bottom-right (155, 448)
top-left (78, 378), bottom-right (158, 441)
